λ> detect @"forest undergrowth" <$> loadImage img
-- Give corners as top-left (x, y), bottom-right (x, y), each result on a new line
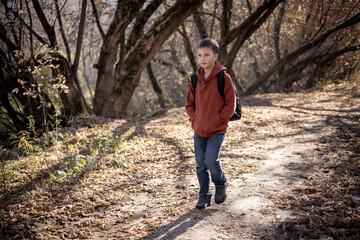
top-left (0, 82), bottom-right (359, 239)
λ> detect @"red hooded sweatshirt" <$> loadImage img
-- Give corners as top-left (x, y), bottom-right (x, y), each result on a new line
top-left (186, 61), bottom-right (236, 138)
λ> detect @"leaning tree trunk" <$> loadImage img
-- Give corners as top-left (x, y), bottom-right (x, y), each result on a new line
top-left (305, 44), bottom-right (360, 89)
top-left (97, 0), bottom-right (205, 118)
top-left (243, 11), bottom-right (360, 96)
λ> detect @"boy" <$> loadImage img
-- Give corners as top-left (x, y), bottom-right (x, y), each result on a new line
top-left (186, 38), bottom-right (236, 209)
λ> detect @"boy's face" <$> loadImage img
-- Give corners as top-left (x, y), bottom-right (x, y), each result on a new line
top-left (197, 47), bottom-right (218, 70)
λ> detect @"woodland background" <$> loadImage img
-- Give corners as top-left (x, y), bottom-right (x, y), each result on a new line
top-left (0, 1), bottom-right (360, 239)
top-left (0, 0), bottom-right (359, 144)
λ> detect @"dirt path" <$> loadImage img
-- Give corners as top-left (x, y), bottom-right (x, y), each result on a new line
top-left (1, 84), bottom-right (359, 240)
top-left (137, 85), bottom-right (359, 240)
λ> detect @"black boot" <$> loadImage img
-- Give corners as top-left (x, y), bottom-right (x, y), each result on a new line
top-left (195, 193), bottom-right (212, 209)
top-left (215, 182), bottom-right (228, 204)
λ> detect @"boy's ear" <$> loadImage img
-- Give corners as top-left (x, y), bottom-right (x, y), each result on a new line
top-left (215, 53), bottom-right (219, 60)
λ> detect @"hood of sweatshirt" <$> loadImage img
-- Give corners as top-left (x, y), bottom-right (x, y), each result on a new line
top-left (196, 61), bottom-right (226, 83)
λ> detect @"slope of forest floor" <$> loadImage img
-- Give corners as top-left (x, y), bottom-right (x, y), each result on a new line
top-left (1, 82), bottom-right (359, 239)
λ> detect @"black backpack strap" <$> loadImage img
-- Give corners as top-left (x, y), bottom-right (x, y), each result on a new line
top-left (217, 70), bottom-right (226, 102)
top-left (190, 73), bottom-right (197, 93)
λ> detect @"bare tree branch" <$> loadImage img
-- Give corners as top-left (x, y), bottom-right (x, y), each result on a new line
top-left (244, 11), bottom-right (360, 96)
top-left (31, 0), bottom-right (57, 47)
top-left (90, 0), bottom-right (105, 39)
top-left (0, 0), bottom-right (47, 45)
top-left (178, 24), bottom-right (197, 72)
top-left (126, 0), bottom-right (163, 53)
top-left (54, 0), bottom-right (71, 63)
top-left (193, 9), bottom-right (208, 39)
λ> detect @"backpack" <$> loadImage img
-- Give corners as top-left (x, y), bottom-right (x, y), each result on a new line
top-left (190, 70), bottom-right (242, 121)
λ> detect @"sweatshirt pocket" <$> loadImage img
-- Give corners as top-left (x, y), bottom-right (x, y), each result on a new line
top-left (190, 113), bottom-right (196, 123)
top-left (218, 111), bottom-right (225, 124)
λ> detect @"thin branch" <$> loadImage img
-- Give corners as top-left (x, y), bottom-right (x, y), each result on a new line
top-left (153, 58), bottom-right (188, 76)
top-left (0, 22), bottom-right (21, 52)
top-left (54, 0), bottom-right (71, 63)
top-left (90, 0), bottom-right (105, 39)
top-left (193, 11), bottom-right (221, 21)
top-left (0, 0), bottom-right (47, 45)
top-left (24, 0), bottom-right (34, 60)
top-left (31, 0), bottom-right (57, 47)
top-left (178, 24), bottom-right (197, 72)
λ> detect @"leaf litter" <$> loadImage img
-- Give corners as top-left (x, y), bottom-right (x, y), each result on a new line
top-left (0, 82), bottom-right (359, 239)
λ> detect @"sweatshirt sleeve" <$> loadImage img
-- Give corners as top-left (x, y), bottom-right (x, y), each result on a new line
top-left (219, 73), bottom-right (236, 122)
top-left (185, 81), bottom-right (196, 122)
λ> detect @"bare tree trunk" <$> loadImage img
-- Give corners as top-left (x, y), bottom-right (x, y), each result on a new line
top-left (244, 12), bottom-right (360, 96)
top-left (178, 24), bottom-right (197, 72)
top-left (115, 33), bottom-right (126, 79)
top-left (305, 45), bottom-right (360, 89)
top-left (72, 0), bottom-right (87, 78)
top-left (100, 0), bottom-right (205, 118)
top-left (219, 0), bottom-right (232, 62)
top-left (71, 0), bottom-right (91, 113)
top-left (193, 8), bottom-right (208, 39)
top-left (93, 0), bottom-right (146, 115)
top-left (274, 1), bottom-right (285, 92)
top-left (147, 63), bottom-right (166, 109)
top-left (210, 0), bottom-right (218, 38)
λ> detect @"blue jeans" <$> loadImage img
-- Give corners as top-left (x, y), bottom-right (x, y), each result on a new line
top-left (194, 133), bottom-right (227, 194)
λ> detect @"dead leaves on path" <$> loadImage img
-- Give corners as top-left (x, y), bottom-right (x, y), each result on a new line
top-left (0, 107), bottom-right (256, 239)
top-left (1, 84), bottom-right (359, 239)
top-left (271, 85), bottom-right (360, 240)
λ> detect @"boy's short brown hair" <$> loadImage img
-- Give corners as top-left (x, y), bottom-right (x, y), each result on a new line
top-left (198, 38), bottom-right (219, 54)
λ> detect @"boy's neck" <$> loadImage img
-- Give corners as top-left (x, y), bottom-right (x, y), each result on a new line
top-left (204, 62), bottom-right (216, 79)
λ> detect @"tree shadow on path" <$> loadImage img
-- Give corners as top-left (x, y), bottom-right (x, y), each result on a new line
top-left (139, 208), bottom-right (218, 240)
